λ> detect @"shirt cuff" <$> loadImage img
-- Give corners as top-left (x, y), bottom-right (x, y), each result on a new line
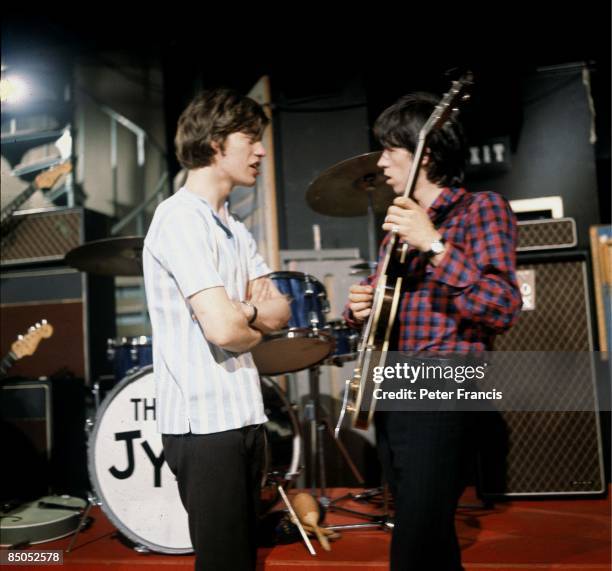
top-left (430, 241), bottom-right (479, 289)
top-left (342, 305), bottom-right (363, 329)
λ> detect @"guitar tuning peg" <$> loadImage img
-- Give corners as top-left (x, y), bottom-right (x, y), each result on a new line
top-left (35, 322), bottom-right (41, 328)
top-left (41, 319), bottom-right (47, 324)
top-left (18, 335), bottom-right (24, 340)
top-left (29, 326), bottom-right (35, 332)
top-left (462, 94), bottom-right (471, 101)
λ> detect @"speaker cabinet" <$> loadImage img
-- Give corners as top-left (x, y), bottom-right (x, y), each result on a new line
top-left (0, 381), bottom-right (51, 502)
top-left (0, 378), bottom-right (88, 501)
top-left (1, 207), bottom-right (110, 267)
top-left (478, 251), bottom-right (605, 496)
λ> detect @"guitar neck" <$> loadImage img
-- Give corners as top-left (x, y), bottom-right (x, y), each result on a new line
top-left (402, 136), bottom-right (428, 200)
top-left (0, 185), bottom-right (37, 226)
top-left (0, 352), bottom-right (17, 378)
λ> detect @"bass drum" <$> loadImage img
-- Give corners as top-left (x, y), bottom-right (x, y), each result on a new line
top-left (88, 366), bottom-right (300, 554)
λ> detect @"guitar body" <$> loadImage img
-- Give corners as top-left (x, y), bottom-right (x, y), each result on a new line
top-left (348, 241), bottom-right (405, 428)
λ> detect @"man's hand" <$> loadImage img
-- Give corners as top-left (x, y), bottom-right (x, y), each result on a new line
top-left (348, 284), bottom-right (374, 322)
top-left (247, 277), bottom-right (276, 303)
top-left (382, 196), bottom-right (441, 252)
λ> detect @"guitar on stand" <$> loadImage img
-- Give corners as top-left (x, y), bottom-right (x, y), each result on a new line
top-left (0, 321), bottom-right (54, 379)
top-left (336, 73), bottom-right (474, 433)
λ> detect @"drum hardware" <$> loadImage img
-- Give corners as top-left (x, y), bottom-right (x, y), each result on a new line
top-left (0, 495), bottom-right (88, 548)
top-left (66, 492), bottom-right (99, 553)
top-left (304, 365), bottom-right (364, 503)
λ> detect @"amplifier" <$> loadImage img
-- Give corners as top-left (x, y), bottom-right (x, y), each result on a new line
top-left (1, 207), bottom-right (111, 267)
top-left (478, 251), bottom-right (605, 496)
top-left (516, 218), bottom-right (577, 252)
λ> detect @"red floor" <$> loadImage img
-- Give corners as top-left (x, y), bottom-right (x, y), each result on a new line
top-left (1, 487), bottom-right (610, 570)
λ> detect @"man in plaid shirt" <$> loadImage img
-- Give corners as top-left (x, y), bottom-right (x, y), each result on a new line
top-left (346, 92), bottom-right (522, 570)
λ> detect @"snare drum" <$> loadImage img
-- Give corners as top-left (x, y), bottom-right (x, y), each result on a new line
top-left (251, 272), bottom-right (334, 375)
top-left (107, 336), bottom-right (153, 379)
top-left (88, 367), bottom-right (301, 554)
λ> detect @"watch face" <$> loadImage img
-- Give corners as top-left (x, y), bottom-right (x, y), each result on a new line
top-left (431, 240), bottom-right (445, 255)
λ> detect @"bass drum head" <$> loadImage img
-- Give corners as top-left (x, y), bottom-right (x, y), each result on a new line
top-left (88, 366), bottom-right (192, 554)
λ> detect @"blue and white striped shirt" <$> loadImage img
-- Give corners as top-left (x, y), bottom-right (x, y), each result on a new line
top-left (143, 187), bottom-right (270, 434)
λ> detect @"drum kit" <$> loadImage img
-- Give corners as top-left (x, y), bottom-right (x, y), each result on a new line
top-left (62, 151), bottom-right (392, 553)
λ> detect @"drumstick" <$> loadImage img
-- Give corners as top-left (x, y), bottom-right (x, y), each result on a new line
top-left (292, 493), bottom-right (331, 551)
top-left (277, 486), bottom-right (316, 556)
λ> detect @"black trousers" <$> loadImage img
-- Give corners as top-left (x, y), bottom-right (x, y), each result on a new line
top-left (162, 425), bottom-right (265, 571)
top-left (375, 411), bottom-right (468, 571)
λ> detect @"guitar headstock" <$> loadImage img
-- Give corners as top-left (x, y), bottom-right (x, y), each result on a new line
top-left (34, 162), bottom-right (72, 191)
top-left (10, 320), bottom-right (54, 360)
top-left (421, 72), bottom-right (474, 138)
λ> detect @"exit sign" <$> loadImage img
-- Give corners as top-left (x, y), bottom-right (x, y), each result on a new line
top-left (467, 136), bottom-right (511, 176)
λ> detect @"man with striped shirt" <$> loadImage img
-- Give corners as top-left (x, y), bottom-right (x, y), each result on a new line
top-left (347, 92), bottom-right (522, 570)
top-left (143, 89), bottom-right (290, 570)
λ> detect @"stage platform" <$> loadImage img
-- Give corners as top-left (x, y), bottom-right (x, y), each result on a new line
top-left (1, 487), bottom-right (610, 570)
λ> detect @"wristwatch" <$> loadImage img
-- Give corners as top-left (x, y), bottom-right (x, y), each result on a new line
top-left (425, 237), bottom-right (446, 258)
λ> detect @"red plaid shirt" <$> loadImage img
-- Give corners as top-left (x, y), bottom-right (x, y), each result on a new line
top-left (345, 187), bottom-right (522, 351)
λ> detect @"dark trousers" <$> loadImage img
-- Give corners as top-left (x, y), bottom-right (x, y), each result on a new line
top-left (162, 425), bottom-right (265, 571)
top-left (375, 411), bottom-right (468, 571)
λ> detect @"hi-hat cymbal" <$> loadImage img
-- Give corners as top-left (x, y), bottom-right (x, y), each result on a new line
top-left (306, 151), bottom-right (395, 217)
top-left (65, 236), bottom-right (144, 276)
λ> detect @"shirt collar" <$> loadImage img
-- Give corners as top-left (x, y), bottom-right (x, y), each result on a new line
top-left (427, 187), bottom-right (467, 224)
top-left (179, 187), bottom-right (234, 238)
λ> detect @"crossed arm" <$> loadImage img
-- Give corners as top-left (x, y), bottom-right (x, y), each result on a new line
top-left (189, 276), bottom-right (290, 353)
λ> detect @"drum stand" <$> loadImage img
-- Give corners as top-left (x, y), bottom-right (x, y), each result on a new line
top-left (65, 492), bottom-right (96, 553)
top-left (305, 366), bottom-right (391, 532)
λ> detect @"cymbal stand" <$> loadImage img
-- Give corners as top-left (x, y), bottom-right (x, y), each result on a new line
top-left (305, 365), bottom-right (391, 532)
top-left (365, 179), bottom-right (378, 263)
top-left (305, 365), bottom-right (363, 501)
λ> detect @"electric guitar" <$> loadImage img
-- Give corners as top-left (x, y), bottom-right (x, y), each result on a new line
top-left (0, 162), bottom-right (72, 229)
top-left (337, 74), bottom-right (474, 431)
top-left (0, 321), bottom-right (54, 378)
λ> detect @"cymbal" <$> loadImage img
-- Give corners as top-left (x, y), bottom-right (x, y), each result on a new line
top-left (306, 151), bottom-right (395, 217)
top-left (65, 236), bottom-right (144, 276)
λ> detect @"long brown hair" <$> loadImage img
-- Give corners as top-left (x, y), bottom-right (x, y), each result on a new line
top-left (175, 88), bottom-right (269, 170)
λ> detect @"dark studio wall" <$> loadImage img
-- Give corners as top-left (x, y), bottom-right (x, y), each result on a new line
top-left (466, 65), bottom-right (601, 249)
top-left (272, 75), bottom-right (371, 254)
